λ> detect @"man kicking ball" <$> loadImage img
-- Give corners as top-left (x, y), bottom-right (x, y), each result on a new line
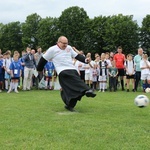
top-left (37, 36), bottom-right (96, 111)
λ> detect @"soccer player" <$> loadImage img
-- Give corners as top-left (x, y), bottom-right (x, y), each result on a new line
top-left (37, 36), bottom-right (96, 111)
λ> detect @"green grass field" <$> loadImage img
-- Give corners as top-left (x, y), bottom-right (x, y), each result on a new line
top-left (0, 89), bottom-right (150, 150)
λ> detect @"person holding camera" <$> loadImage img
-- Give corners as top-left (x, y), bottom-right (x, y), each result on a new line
top-left (22, 47), bottom-right (36, 91)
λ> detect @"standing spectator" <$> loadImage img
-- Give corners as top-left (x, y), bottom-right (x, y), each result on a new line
top-left (19, 50), bottom-right (26, 87)
top-left (114, 46), bottom-right (126, 91)
top-left (44, 60), bottom-right (55, 90)
top-left (37, 36), bottom-right (96, 111)
top-left (78, 50), bottom-right (86, 81)
top-left (134, 48), bottom-right (143, 91)
top-left (0, 55), bottom-right (3, 92)
top-left (3, 51), bottom-right (12, 91)
top-left (140, 54), bottom-right (150, 92)
top-left (124, 54), bottom-right (135, 92)
top-left (98, 53), bottom-right (108, 92)
top-left (92, 64), bottom-right (98, 91)
top-left (105, 52), bottom-right (112, 90)
top-left (34, 46), bottom-right (43, 89)
top-left (84, 54), bottom-right (95, 88)
top-left (94, 53), bottom-right (100, 90)
top-left (108, 61), bottom-right (118, 92)
top-left (23, 47), bottom-right (36, 91)
top-left (7, 54), bottom-right (22, 93)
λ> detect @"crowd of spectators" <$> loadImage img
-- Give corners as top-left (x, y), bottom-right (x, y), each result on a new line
top-left (0, 46), bottom-right (146, 93)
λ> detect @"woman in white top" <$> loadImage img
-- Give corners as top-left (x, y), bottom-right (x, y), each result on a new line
top-left (140, 54), bottom-right (150, 91)
top-left (37, 36), bottom-right (96, 111)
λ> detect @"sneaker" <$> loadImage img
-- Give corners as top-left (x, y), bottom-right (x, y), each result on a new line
top-left (98, 90), bottom-right (101, 92)
top-left (0, 90), bottom-right (2, 92)
top-left (85, 89), bottom-right (96, 97)
top-left (7, 90), bottom-right (11, 93)
top-left (15, 90), bottom-right (19, 93)
top-left (102, 89), bottom-right (105, 92)
top-left (64, 105), bottom-right (75, 112)
top-left (127, 89), bottom-right (129, 92)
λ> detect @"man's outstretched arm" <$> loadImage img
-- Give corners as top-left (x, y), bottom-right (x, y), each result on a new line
top-left (36, 57), bottom-right (47, 71)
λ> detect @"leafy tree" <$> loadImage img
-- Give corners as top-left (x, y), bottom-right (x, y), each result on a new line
top-left (103, 14), bottom-right (139, 54)
top-left (22, 13), bottom-right (41, 49)
top-left (58, 6), bottom-right (89, 49)
top-left (0, 22), bottom-right (22, 53)
top-left (37, 17), bottom-right (60, 51)
top-left (140, 15), bottom-right (150, 52)
top-left (84, 16), bottom-right (108, 54)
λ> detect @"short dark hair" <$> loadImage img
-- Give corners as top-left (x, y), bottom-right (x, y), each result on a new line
top-left (118, 46), bottom-right (122, 49)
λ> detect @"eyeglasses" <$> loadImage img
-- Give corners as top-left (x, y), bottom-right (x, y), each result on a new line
top-left (60, 41), bottom-right (68, 45)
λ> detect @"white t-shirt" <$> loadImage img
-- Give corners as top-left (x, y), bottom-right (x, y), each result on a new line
top-left (124, 60), bottom-right (135, 75)
top-left (43, 45), bottom-right (78, 75)
top-left (140, 60), bottom-right (150, 75)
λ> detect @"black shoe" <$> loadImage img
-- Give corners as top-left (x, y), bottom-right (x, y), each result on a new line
top-left (132, 89), bottom-right (135, 92)
top-left (122, 88), bottom-right (125, 91)
top-left (64, 105), bottom-right (75, 112)
top-left (85, 89), bottom-right (96, 97)
top-left (127, 89), bottom-right (129, 92)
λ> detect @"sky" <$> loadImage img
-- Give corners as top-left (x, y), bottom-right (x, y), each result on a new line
top-left (0, 0), bottom-right (149, 26)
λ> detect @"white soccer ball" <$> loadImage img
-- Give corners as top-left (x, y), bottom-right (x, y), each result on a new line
top-left (145, 88), bottom-right (150, 93)
top-left (134, 95), bottom-right (149, 108)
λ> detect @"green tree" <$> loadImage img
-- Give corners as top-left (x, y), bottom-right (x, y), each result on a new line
top-left (22, 13), bottom-right (41, 49)
top-left (58, 6), bottom-right (89, 49)
top-left (37, 17), bottom-right (60, 51)
top-left (0, 22), bottom-right (22, 53)
top-left (140, 15), bottom-right (150, 52)
top-left (84, 16), bottom-right (108, 54)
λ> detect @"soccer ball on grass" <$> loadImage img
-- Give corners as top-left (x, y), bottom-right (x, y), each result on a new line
top-left (145, 87), bottom-right (150, 93)
top-left (134, 95), bottom-right (149, 108)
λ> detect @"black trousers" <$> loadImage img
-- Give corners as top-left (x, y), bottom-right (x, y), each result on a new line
top-left (134, 71), bottom-right (141, 90)
top-left (109, 77), bottom-right (117, 91)
top-left (59, 69), bottom-right (90, 108)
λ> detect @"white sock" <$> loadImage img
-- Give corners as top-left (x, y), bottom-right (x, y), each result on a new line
top-left (50, 81), bottom-right (52, 88)
top-left (14, 82), bottom-right (18, 91)
top-left (5, 80), bottom-right (8, 89)
top-left (45, 80), bottom-right (48, 88)
top-left (103, 82), bottom-right (106, 90)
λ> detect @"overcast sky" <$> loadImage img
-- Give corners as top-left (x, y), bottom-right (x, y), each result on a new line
top-left (0, 0), bottom-right (149, 26)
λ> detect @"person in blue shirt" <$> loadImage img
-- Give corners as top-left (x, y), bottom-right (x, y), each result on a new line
top-left (44, 60), bottom-right (55, 90)
top-left (0, 55), bottom-right (4, 92)
top-left (7, 54), bottom-right (22, 93)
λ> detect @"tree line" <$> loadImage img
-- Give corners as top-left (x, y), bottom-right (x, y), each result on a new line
top-left (0, 6), bottom-right (149, 56)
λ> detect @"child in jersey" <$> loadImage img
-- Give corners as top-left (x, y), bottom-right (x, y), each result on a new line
top-left (98, 53), bottom-right (108, 92)
top-left (92, 64), bottom-right (98, 91)
top-left (44, 60), bottom-right (55, 90)
top-left (0, 55), bottom-right (4, 92)
top-left (7, 54), bottom-right (22, 93)
top-left (124, 54), bottom-right (135, 92)
top-left (108, 61), bottom-right (118, 92)
top-left (140, 54), bottom-right (150, 92)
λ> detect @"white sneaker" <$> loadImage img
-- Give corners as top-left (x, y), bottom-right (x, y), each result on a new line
top-left (7, 90), bottom-right (11, 93)
top-left (98, 90), bottom-right (101, 92)
top-left (15, 90), bottom-right (19, 93)
top-left (0, 90), bottom-right (2, 92)
top-left (102, 90), bottom-right (105, 92)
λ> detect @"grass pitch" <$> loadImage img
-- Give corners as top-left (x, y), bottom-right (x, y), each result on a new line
top-left (0, 90), bottom-right (150, 150)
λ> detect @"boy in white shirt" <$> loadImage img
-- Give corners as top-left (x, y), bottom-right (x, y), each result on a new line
top-left (140, 54), bottom-right (150, 92)
top-left (124, 54), bottom-right (135, 92)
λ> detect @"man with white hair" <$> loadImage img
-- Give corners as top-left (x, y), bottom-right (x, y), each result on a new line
top-left (134, 48), bottom-right (143, 91)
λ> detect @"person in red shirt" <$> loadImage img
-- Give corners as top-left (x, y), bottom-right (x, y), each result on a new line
top-left (114, 46), bottom-right (126, 91)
